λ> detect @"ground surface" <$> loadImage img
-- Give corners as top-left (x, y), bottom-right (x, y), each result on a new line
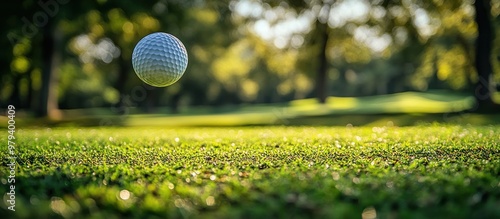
top-left (1, 126), bottom-right (499, 218)
top-left (4, 91), bottom-right (493, 128)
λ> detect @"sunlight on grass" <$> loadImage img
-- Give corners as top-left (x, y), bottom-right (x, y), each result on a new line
top-left (288, 92), bottom-right (473, 114)
top-left (1, 91), bottom-right (489, 128)
top-left (326, 97), bottom-right (358, 109)
top-left (119, 92), bottom-right (485, 127)
top-left (379, 93), bottom-right (473, 113)
top-left (126, 113), bottom-right (278, 126)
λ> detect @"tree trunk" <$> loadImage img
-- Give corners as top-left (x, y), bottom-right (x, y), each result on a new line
top-left (145, 88), bottom-right (160, 113)
top-left (37, 22), bottom-right (61, 119)
top-left (473, 0), bottom-right (497, 112)
top-left (170, 92), bottom-right (181, 114)
top-left (9, 75), bottom-right (22, 108)
top-left (115, 57), bottom-right (130, 114)
top-left (26, 73), bottom-right (32, 109)
top-left (316, 21), bottom-right (329, 103)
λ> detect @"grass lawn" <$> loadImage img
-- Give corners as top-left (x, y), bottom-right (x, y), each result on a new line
top-left (1, 126), bottom-right (499, 218)
top-left (1, 91), bottom-right (485, 128)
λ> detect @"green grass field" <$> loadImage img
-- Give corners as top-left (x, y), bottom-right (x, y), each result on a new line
top-left (2, 91), bottom-right (487, 128)
top-left (1, 126), bottom-right (499, 218)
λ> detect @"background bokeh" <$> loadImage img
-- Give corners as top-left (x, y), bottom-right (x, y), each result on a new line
top-left (1, 0), bottom-right (499, 121)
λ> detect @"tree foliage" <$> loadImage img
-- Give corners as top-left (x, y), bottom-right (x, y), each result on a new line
top-left (1, 0), bottom-right (498, 114)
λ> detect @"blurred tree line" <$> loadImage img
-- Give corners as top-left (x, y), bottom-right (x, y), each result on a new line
top-left (1, 0), bottom-right (498, 117)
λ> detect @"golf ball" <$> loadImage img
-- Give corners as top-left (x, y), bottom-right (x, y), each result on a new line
top-left (132, 32), bottom-right (188, 87)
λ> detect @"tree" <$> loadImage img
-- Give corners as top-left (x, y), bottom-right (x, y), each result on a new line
top-left (314, 16), bottom-right (329, 103)
top-left (234, 0), bottom-right (422, 101)
top-left (2, 0), bottom-right (113, 117)
top-left (39, 19), bottom-right (61, 118)
top-left (1, 0), bottom-right (65, 118)
top-left (241, 0), bottom-right (499, 105)
top-left (473, 0), bottom-right (498, 112)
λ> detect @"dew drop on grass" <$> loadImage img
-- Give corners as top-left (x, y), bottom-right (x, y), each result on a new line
top-left (352, 177), bottom-right (360, 184)
top-left (332, 172), bottom-right (340, 181)
top-left (210, 175), bottom-right (216, 181)
top-left (168, 183), bottom-right (175, 190)
top-left (206, 196), bottom-right (215, 206)
top-left (51, 197), bottom-right (70, 217)
top-left (174, 199), bottom-right (182, 208)
top-left (119, 190), bottom-right (131, 200)
top-left (175, 137), bottom-right (179, 142)
top-left (362, 207), bottom-right (377, 219)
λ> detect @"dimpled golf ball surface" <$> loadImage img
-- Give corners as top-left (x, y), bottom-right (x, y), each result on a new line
top-left (132, 32), bottom-right (188, 87)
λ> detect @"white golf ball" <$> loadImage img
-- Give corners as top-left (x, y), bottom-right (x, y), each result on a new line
top-left (132, 32), bottom-right (188, 87)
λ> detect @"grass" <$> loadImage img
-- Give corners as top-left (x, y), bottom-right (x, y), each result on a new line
top-left (1, 125), bottom-right (499, 218)
top-left (1, 91), bottom-right (484, 127)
